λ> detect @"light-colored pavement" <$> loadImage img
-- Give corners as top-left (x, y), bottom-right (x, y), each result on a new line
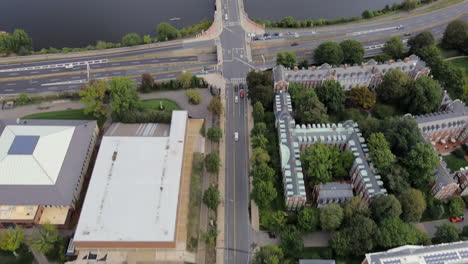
top-left (0, 100), bottom-right (84, 119)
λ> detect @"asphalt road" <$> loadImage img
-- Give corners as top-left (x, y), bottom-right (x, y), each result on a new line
top-left (220, 0), bottom-right (253, 262)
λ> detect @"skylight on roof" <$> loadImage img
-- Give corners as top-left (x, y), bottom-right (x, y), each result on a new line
top-left (8, 136), bottom-right (40, 155)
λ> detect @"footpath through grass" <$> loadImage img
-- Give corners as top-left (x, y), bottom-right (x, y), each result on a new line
top-left (140, 99), bottom-right (181, 112)
top-left (186, 153), bottom-right (204, 251)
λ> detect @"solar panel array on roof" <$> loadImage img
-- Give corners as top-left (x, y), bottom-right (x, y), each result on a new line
top-left (382, 260), bottom-right (401, 264)
top-left (8, 135), bottom-right (40, 155)
top-left (423, 252), bottom-right (459, 264)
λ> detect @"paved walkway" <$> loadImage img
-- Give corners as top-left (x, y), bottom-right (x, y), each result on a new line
top-left (253, 230), bottom-right (330, 248)
top-left (0, 100), bottom-right (84, 119)
top-left (414, 209), bottom-right (468, 237)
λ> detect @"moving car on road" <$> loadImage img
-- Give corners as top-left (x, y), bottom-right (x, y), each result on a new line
top-left (450, 216), bottom-right (464, 223)
top-left (235, 96), bottom-right (238, 103)
top-left (239, 90), bottom-right (244, 99)
top-left (65, 64), bottom-right (74, 69)
top-left (234, 132), bottom-right (239, 141)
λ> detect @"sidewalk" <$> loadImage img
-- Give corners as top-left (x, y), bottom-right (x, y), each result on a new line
top-left (0, 100), bottom-right (84, 119)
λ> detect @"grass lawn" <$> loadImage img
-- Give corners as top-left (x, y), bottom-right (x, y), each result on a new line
top-left (443, 153), bottom-right (468, 171)
top-left (140, 99), bottom-right (181, 113)
top-left (22, 109), bottom-right (105, 127)
top-left (449, 58), bottom-right (468, 77)
top-left (186, 153), bottom-right (204, 252)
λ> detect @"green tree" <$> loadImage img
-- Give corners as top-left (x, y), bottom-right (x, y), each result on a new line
top-left (301, 142), bottom-right (334, 186)
top-left (143, 35), bottom-right (152, 44)
top-left (207, 96), bottom-right (223, 116)
top-left (381, 116), bottom-right (423, 156)
top-left (437, 64), bottom-right (466, 100)
top-left (362, 9), bottom-right (374, 19)
top-left (140, 73), bottom-right (155, 92)
top-left (11, 29), bottom-right (32, 53)
top-left (371, 195), bottom-right (402, 222)
top-left (276, 51), bottom-right (297, 68)
top-left (383, 37), bottom-right (404, 59)
top-left (442, 20), bottom-right (468, 51)
top-left (184, 89), bottom-right (201, 105)
top-left (330, 215), bottom-right (378, 256)
top-left (376, 69), bottom-right (412, 104)
top-left (0, 227), bottom-right (24, 254)
top-left (399, 188), bottom-right (427, 222)
top-left (157, 23), bottom-right (180, 41)
top-left (246, 71), bottom-right (274, 109)
top-left (109, 77), bottom-right (140, 118)
top-left (177, 72), bottom-right (194, 89)
top-left (314, 41), bottom-right (344, 65)
top-left (204, 152), bottom-right (220, 173)
top-left (404, 76), bottom-right (442, 115)
top-left (343, 196), bottom-right (370, 218)
top-left (434, 223), bottom-right (461, 243)
top-left (402, 0), bottom-right (417, 10)
top-left (298, 60), bottom-right (309, 69)
top-left (289, 83), bottom-right (328, 124)
top-left (320, 203), bottom-right (344, 231)
top-left (207, 126), bottom-right (223, 142)
top-left (251, 122), bottom-right (267, 137)
top-left (203, 186), bottom-right (221, 210)
top-left (122, 33), bottom-right (142, 46)
top-left (404, 143), bottom-right (438, 188)
top-left (201, 227), bottom-right (218, 249)
top-left (280, 226), bottom-right (304, 258)
top-left (16, 93), bottom-right (30, 105)
top-left (251, 163), bottom-right (276, 183)
top-left (251, 180), bottom-right (277, 209)
top-left (252, 147), bottom-right (270, 165)
top-left (340, 39), bottom-right (365, 64)
top-left (448, 196), bottom-right (465, 216)
top-left (408, 31), bottom-right (435, 53)
top-left (385, 164), bottom-right (411, 194)
top-left (252, 134), bottom-right (269, 149)
top-left (0, 33), bottom-right (14, 53)
top-left (333, 150), bottom-right (354, 179)
top-left (253, 101), bottom-right (265, 122)
top-left (253, 245), bottom-right (284, 264)
top-left (267, 211), bottom-right (286, 233)
top-left (368, 132), bottom-right (396, 171)
top-left (378, 217), bottom-right (427, 248)
top-left (30, 224), bottom-right (59, 254)
top-left (348, 86), bottom-right (376, 109)
top-left (79, 79), bottom-right (109, 119)
top-left (298, 207), bottom-right (320, 233)
top-left (316, 80), bottom-right (345, 113)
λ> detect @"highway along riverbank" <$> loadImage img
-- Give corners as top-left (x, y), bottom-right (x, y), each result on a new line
top-left (0, 0), bottom-right (215, 49)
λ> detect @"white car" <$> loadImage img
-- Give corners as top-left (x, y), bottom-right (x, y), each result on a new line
top-left (225, 14), bottom-right (228, 21)
top-left (234, 132), bottom-right (239, 141)
top-left (235, 96), bottom-right (239, 103)
top-left (65, 64), bottom-right (73, 69)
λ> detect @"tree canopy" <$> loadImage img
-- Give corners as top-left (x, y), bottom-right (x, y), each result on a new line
top-left (0, 227), bottom-right (24, 253)
top-left (320, 203), bottom-right (344, 231)
top-left (404, 76), bottom-right (442, 115)
top-left (298, 207), bottom-right (320, 233)
top-left (316, 80), bottom-right (345, 113)
top-left (205, 152), bottom-right (220, 173)
top-left (280, 226), bottom-right (304, 258)
top-left (330, 215), bottom-right (378, 256)
top-left (448, 196), bottom-right (465, 217)
top-left (343, 196), bottom-right (370, 218)
top-left (383, 37), bottom-right (404, 59)
top-left (371, 195), bottom-right (402, 222)
top-left (276, 51), bottom-right (297, 68)
top-left (289, 83), bottom-right (329, 124)
top-left (253, 245), bottom-right (284, 264)
top-left (30, 224), bottom-right (60, 254)
top-left (314, 41), bottom-right (344, 66)
top-left (376, 69), bottom-right (412, 105)
top-left (177, 72), bottom-right (194, 89)
top-left (408, 31), bottom-right (435, 53)
top-left (404, 143), bottom-right (438, 188)
top-left (368, 132), bottom-right (396, 172)
top-left (109, 77), bottom-right (140, 119)
top-left (434, 223), bottom-right (461, 243)
top-left (301, 142), bottom-right (334, 186)
top-left (79, 79), bottom-right (109, 119)
top-left (348, 86), bottom-right (376, 109)
top-left (246, 71), bottom-right (274, 109)
top-left (378, 217), bottom-right (428, 248)
top-left (340, 39), bottom-right (365, 65)
top-left (122, 33), bottom-right (142, 46)
top-left (207, 96), bottom-right (223, 116)
top-left (203, 186), bottom-right (221, 210)
top-left (157, 23), bottom-right (180, 41)
top-left (207, 126), bottom-right (223, 142)
top-left (251, 180), bottom-right (277, 210)
top-left (442, 19), bottom-right (468, 51)
top-left (399, 188), bottom-right (427, 222)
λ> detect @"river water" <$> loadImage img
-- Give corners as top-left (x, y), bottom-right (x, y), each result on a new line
top-left (1, 0), bottom-right (402, 50)
top-left (244, 0), bottom-right (403, 21)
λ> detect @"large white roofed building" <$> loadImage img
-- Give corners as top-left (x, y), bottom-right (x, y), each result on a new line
top-left (74, 111), bottom-right (188, 249)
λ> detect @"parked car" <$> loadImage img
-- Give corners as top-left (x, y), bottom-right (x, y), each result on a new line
top-left (253, 37), bottom-right (260, 41)
top-left (404, 32), bottom-right (411, 36)
top-left (291, 42), bottom-right (299, 46)
top-left (273, 32), bottom-right (280, 36)
top-left (450, 216), bottom-right (464, 223)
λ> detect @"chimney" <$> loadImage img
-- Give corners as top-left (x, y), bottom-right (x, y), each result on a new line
top-left (293, 66), bottom-right (299, 72)
top-left (360, 63), bottom-right (364, 69)
top-left (333, 69), bottom-right (337, 76)
top-left (404, 57), bottom-right (409, 63)
top-left (311, 66), bottom-right (316, 71)
top-left (387, 60), bottom-right (393, 65)
top-left (344, 64), bottom-right (348, 69)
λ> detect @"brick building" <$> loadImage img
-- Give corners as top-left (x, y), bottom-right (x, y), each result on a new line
top-left (0, 119), bottom-right (98, 228)
top-left (273, 55), bottom-right (429, 92)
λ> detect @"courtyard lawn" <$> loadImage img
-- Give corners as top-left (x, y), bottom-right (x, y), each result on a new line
top-left (449, 58), bottom-right (468, 77)
top-left (443, 153), bottom-right (468, 171)
top-left (140, 99), bottom-right (181, 113)
top-left (22, 109), bottom-right (105, 127)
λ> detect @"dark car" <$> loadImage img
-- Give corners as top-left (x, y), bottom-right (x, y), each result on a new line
top-left (291, 42), bottom-right (299, 46)
top-left (404, 32), bottom-right (411, 36)
top-left (239, 83), bottom-right (244, 90)
top-left (273, 32), bottom-right (280, 36)
top-left (263, 33), bottom-right (271, 37)
top-left (253, 37), bottom-right (260, 41)
top-left (234, 84), bottom-right (239, 92)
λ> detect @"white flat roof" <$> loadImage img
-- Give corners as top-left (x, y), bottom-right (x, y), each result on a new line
top-left (75, 111), bottom-right (187, 243)
top-left (0, 125), bottom-right (75, 185)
